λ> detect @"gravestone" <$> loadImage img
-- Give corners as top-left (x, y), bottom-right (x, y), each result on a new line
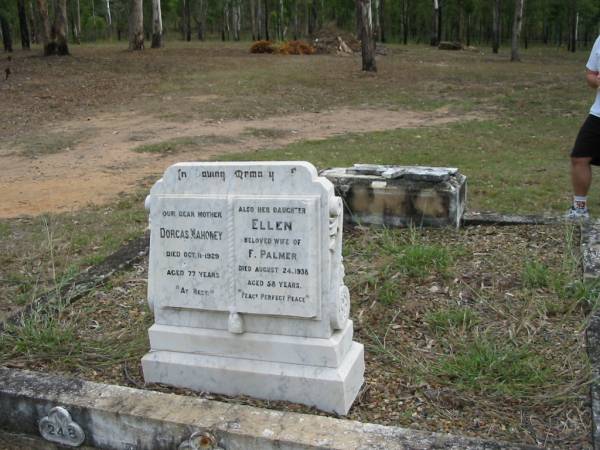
top-left (141, 161), bottom-right (364, 415)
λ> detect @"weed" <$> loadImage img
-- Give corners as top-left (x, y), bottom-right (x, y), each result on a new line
top-left (522, 260), bottom-right (550, 289)
top-left (425, 307), bottom-right (479, 334)
top-left (242, 127), bottom-right (291, 139)
top-left (433, 339), bottom-right (553, 396)
top-left (378, 279), bottom-right (400, 305)
top-left (394, 243), bottom-right (451, 277)
top-left (133, 135), bottom-right (238, 154)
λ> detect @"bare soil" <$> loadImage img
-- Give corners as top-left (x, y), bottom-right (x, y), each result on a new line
top-left (0, 106), bottom-right (463, 218)
top-left (0, 43), bottom-right (478, 219)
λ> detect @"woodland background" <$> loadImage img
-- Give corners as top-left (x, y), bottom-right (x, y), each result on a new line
top-left (0, 0), bottom-right (598, 55)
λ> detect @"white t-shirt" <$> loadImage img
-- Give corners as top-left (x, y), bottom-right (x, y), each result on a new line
top-left (587, 36), bottom-right (600, 117)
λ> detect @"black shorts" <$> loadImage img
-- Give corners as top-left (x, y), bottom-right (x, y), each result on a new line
top-left (572, 114), bottom-right (600, 165)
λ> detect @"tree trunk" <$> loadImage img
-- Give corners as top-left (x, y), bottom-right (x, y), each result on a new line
top-left (569, 2), bottom-right (578, 53)
top-left (17, 0), bottom-right (31, 49)
top-left (36, 0), bottom-right (54, 54)
top-left (54, 0), bottom-right (69, 54)
top-left (279, 0), bottom-right (284, 40)
top-left (510, 0), bottom-right (524, 61)
top-left (373, 0), bottom-right (380, 42)
top-left (250, 0), bottom-right (256, 40)
top-left (357, 0), bottom-right (376, 72)
top-left (151, 0), bottom-right (162, 47)
top-left (437, 1), bottom-right (442, 44)
top-left (402, 0), bottom-right (408, 45)
top-left (185, 0), bottom-right (191, 41)
top-left (0, 14), bottom-right (13, 52)
top-left (492, 0), bottom-right (500, 53)
top-left (378, 0), bottom-right (385, 43)
top-left (256, 0), bottom-right (263, 39)
top-left (29, 0), bottom-right (37, 43)
top-left (72, 0), bottom-right (81, 43)
top-left (128, 0), bottom-right (144, 50)
top-left (430, 0), bottom-right (438, 46)
top-left (308, 0), bottom-right (317, 36)
top-left (264, 0), bottom-right (269, 40)
top-left (232, 0), bottom-right (240, 41)
top-left (105, 0), bottom-right (112, 38)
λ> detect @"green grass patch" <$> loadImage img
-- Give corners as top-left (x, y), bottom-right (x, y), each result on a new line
top-left (133, 135), bottom-right (238, 154)
top-left (425, 307), bottom-right (480, 334)
top-left (433, 339), bottom-right (553, 396)
top-left (522, 260), bottom-right (551, 289)
top-left (242, 127), bottom-right (292, 139)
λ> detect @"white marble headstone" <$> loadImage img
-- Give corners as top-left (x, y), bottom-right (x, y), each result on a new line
top-left (142, 162), bottom-right (364, 415)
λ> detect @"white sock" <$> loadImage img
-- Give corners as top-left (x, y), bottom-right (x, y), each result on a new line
top-left (574, 196), bottom-right (588, 210)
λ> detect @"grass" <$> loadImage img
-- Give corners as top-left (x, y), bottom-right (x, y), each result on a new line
top-left (433, 339), bottom-right (553, 396)
top-left (0, 191), bottom-right (147, 322)
top-left (425, 307), bottom-right (480, 334)
top-left (0, 223), bottom-right (590, 447)
top-left (133, 135), bottom-right (238, 154)
top-left (242, 127), bottom-right (292, 139)
top-left (522, 260), bottom-right (551, 289)
top-left (14, 130), bottom-right (91, 158)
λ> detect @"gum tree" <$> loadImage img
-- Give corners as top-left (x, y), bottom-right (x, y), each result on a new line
top-left (128, 0), bottom-right (143, 50)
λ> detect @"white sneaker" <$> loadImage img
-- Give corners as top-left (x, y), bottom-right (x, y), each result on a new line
top-left (565, 207), bottom-right (590, 220)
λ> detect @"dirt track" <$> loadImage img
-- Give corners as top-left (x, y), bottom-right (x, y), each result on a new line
top-left (0, 106), bottom-right (465, 218)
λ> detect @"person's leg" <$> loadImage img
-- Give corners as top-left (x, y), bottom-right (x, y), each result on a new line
top-left (571, 156), bottom-right (593, 197)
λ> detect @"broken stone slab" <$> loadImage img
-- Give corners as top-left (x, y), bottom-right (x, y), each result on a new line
top-left (347, 164), bottom-right (458, 182)
top-left (463, 212), bottom-right (562, 226)
top-left (321, 165), bottom-right (466, 228)
top-left (582, 219), bottom-right (600, 281)
top-left (0, 367), bottom-right (539, 450)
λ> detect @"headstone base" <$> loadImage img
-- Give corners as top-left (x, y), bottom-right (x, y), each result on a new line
top-left (141, 341), bottom-right (364, 415)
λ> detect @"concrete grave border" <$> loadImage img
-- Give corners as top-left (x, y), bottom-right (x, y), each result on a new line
top-left (0, 213), bottom-right (596, 449)
top-left (0, 367), bottom-right (536, 450)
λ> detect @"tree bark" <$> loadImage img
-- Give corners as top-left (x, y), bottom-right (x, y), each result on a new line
top-left (72, 0), bottom-right (81, 43)
top-left (264, 0), bottom-right (269, 40)
top-left (28, 0), bottom-right (37, 43)
top-left (250, 0), bottom-right (256, 40)
top-left (18, 0), bottom-right (31, 49)
top-left (510, 0), bottom-right (524, 61)
top-left (308, 0), bottom-right (317, 36)
top-left (105, 0), bottom-right (112, 38)
top-left (431, 0), bottom-right (439, 46)
top-left (293, 0), bottom-right (298, 39)
top-left (54, 0), bottom-right (69, 54)
top-left (373, 0), bottom-right (380, 42)
top-left (402, 0), bottom-right (409, 45)
top-left (232, 0), bottom-right (241, 41)
top-left (256, 0), bottom-right (263, 39)
top-left (185, 0), bottom-right (191, 41)
top-left (151, 0), bottom-right (163, 47)
top-left (36, 0), bottom-right (54, 54)
top-left (378, 0), bottom-right (385, 43)
top-left (128, 0), bottom-right (144, 50)
top-left (492, 0), bottom-right (500, 54)
top-left (569, 1), bottom-right (578, 53)
top-left (278, 0), bottom-right (284, 40)
top-left (357, 0), bottom-right (376, 72)
top-left (0, 14), bottom-right (13, 52)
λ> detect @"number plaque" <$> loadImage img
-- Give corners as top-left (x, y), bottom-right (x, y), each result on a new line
top-left (39, 406), bottom-right (85, 447)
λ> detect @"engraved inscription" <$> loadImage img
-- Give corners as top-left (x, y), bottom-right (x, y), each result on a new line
top-left (234, 197), bottom-right (320, 318)
top-left (39, 406), bottom-right (85, 447)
